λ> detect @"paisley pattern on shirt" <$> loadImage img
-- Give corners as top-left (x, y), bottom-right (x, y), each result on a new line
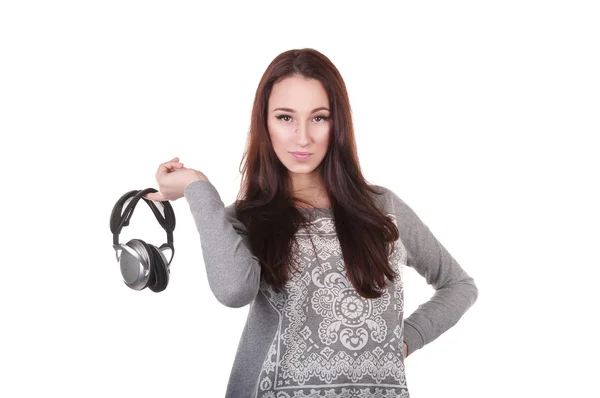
top-left (255, 214), bottom-right (410, 398)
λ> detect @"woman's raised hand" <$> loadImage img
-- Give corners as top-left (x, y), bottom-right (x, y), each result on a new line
top-left (144, 157), bottom-right (208, 202)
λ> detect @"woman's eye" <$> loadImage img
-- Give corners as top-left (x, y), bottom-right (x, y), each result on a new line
top-left (275, 115), bottom-right (330, 122)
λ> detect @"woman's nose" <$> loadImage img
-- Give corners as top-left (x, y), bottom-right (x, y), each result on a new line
top-left (295, 125), bottom-right (310, 145)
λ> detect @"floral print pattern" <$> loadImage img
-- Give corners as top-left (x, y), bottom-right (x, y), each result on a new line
top-left (257, 214), bottom-right (409, 398)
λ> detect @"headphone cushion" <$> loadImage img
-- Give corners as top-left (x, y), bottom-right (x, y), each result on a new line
top-left (147, 245), bottom-right (169, 292)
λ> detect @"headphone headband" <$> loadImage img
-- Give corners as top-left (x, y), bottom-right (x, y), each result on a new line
top-left (110, 188), bottom-right (175, 264)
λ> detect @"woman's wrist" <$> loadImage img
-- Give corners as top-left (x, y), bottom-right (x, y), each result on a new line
top-left (185, 172), bottom-right (209, 188)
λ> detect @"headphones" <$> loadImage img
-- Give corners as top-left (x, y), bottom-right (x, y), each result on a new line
top-left (110, 188), bottom-right (176, 292)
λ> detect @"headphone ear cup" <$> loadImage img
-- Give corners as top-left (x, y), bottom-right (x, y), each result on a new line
top-left (120, 239), bottom-right (153, 290)
top-left (147, 245), bottom-right (169, 293)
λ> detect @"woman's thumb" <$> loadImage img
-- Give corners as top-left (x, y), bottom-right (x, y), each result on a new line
top-left (144, 192), bottom-right (164, 202)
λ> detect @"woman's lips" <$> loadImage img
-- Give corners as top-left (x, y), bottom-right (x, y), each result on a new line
top-left (290, 152), bottom-right (312, 160)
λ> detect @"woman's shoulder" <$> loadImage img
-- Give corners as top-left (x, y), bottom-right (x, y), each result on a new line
top-left (368, 183), bottom-right (401, 209)
top-left (368, 183), bottom-right (418, 221)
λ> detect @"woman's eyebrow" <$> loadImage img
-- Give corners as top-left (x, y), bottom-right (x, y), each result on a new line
top-left (273, 107), bottom-right (330, 113)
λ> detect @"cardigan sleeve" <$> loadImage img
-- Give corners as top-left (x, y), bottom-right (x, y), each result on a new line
top-left (183, 179), bottom-right (261, 308)
top-left (390, 191), bottom-right (479, 356)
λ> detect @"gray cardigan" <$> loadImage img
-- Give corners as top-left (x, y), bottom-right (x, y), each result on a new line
top-left (183, 180), bottom-right (478, 398)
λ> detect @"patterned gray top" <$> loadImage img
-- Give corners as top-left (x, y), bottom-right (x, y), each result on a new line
top-left (183, 180), bottom-right (478, 398)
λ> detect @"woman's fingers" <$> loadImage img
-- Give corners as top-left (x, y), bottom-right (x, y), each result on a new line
top-left (156, 159), bottom-right (184, 176)
top-left (146, 158), bottom-right (189, 202)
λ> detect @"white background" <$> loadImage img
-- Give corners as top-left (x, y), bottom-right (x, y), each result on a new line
top-left (1, 1), bottom-right (598, 397)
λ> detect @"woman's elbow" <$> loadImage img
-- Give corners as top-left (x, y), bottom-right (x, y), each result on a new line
top-left (211, 280), bottom-right (259, 308)
top-left (215, 291), bottom-right (253, 308)
top-left (467, 276), bottom-right (479, 306)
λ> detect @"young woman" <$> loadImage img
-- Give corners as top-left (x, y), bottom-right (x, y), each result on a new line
top-left (145, 48), bottom-right (478, 398)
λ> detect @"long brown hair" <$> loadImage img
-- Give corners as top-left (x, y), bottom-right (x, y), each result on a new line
top-left (234, 48), bottom-right (399, 299)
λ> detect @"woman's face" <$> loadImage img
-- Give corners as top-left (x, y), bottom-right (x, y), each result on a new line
top-left (267, 74), bottom-right (332, 180)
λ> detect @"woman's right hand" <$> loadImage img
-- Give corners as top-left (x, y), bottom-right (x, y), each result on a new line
top-left (144, 157), bottom-right (208, 202)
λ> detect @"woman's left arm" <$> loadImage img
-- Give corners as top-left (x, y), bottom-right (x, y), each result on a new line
top-left (392, 193), bottom-right (479, 357)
